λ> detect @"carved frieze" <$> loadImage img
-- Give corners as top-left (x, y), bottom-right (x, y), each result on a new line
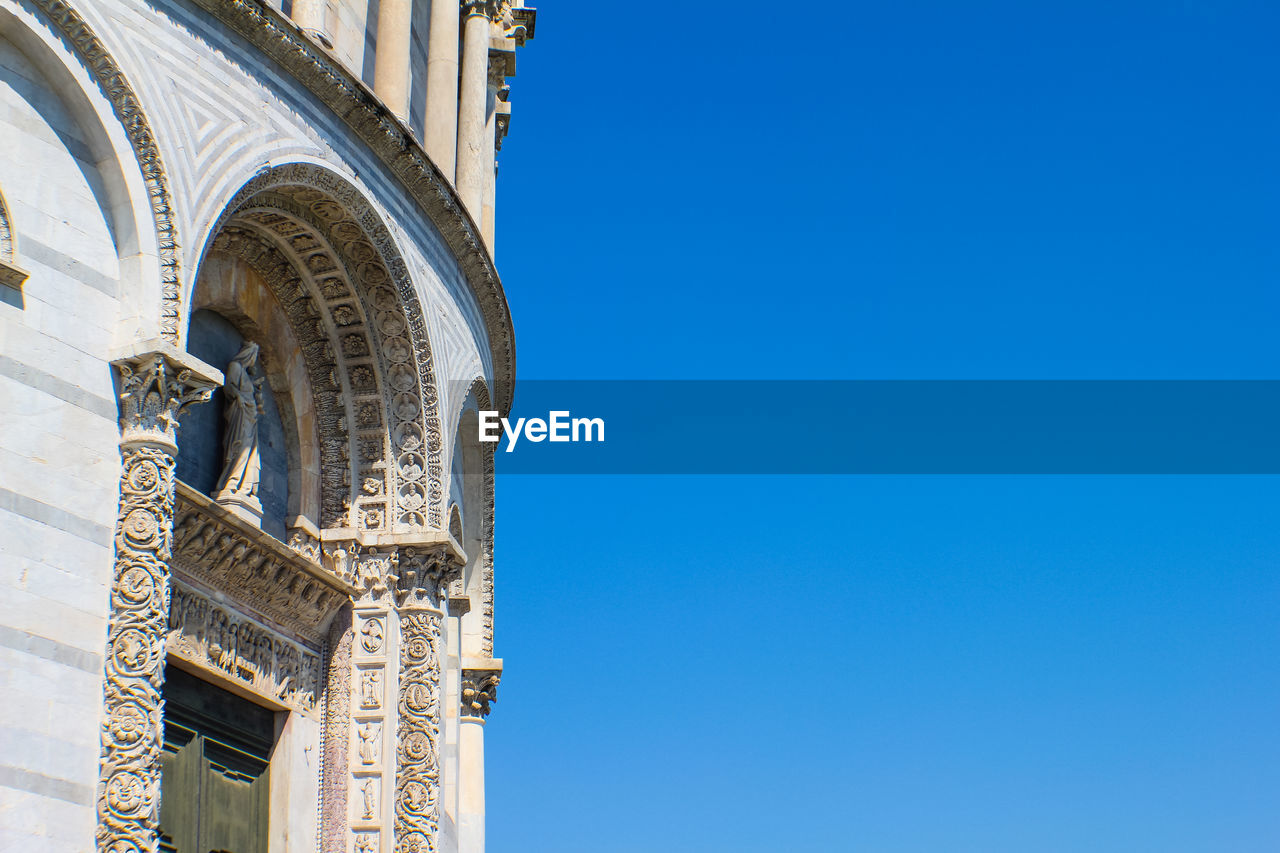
top-left (167, 583), bottom-right (322, 713)
top-left (171, 482), bottom-right (352, 645)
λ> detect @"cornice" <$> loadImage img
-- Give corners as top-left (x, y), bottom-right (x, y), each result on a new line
top-left (190, 0), bottom-right (516, 413)
top-left (172, 481), bottom-right (355, 644)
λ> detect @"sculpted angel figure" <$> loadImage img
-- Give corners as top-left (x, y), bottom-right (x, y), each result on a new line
top-left (215, 341), bottom-right (265, 510)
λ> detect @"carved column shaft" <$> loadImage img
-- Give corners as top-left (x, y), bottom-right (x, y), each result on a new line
top-left (96, 346), bottom-right (220, 853)
top-left (394, 548), bottom-right (459, 853)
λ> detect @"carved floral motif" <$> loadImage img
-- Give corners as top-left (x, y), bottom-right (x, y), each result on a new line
top-left (394, 609), bottom-right (442, 853)
top-left (97, 352), bottom-right (217, 853)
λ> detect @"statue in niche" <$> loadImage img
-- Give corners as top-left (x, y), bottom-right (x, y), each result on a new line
top-left (360, 778), bottom-right (377, 820)
top-left (214, 341), bottom-right (265, 523)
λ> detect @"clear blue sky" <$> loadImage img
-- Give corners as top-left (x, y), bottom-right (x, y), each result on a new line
top-left (486, 3), bottom-right (1280, 850)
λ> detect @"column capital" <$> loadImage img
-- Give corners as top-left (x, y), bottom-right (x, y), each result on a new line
top-left (461, 659), bottom-right (503, 719)
top-left (110, 340), bottom-right (222, 451)
top-left (463, 0), bottom-right (497, 18)
top-left (322, 533), bottom-right (465, 607)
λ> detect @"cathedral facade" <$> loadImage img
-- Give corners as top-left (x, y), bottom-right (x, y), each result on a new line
top-left (0, 1), bottom-right (534, 851)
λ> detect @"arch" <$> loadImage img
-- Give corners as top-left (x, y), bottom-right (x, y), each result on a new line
top-left (19, 0), bottom-right (183, 339)
top-left (193, 163), bottom-right (447, 532)
top-left (451, 377), bottom-right (496, 657)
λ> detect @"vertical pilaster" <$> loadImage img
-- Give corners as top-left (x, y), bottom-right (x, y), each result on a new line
top-left (425, 0), bottom-right (461, 178)
top-left (343, 546), bottom-right (401, 853)
top-left (456, 1), bottom-right (492, 222)
top-left (374, 0), bottom-right (415, 121)
top-left (96, 344), bottom-right (220, 853)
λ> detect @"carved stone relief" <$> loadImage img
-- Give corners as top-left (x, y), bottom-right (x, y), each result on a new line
top-left (460, 669), bottom-right (500, 719)
top-left (214, 164), bottom-right (448, 528)
top-left (171, 483), bottom-right (350, 644)
top-left (97, 349), bottom-right (220, 853)
top-left (394, 609), bottom-right (442, 853)
top-left (0, 188), bottom-right (24, 291)
top-left (167, 583), bottom-right (321, 713)
top-left (467, 379), bottom-right (498, 659)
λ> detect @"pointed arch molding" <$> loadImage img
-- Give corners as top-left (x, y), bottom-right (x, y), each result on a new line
top-left (27, 0), bottom-right (182, 339)
top-left (208, 163), bottom-right (447, 531)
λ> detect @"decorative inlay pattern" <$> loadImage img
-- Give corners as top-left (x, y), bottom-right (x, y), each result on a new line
top-left (29, 0), bottom-right (182, 341)
top-left (167, 583), bottom-right (321, 712)
top-left (97, 351), bottom-right (218, 853)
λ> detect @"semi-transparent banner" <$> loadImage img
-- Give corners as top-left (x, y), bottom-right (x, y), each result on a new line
top-left (452, 381), bottom-right (1280, 474)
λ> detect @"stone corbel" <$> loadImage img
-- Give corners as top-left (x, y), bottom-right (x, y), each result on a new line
top-left (460, 659), bottom-right (503, 719)
top-left (0, 257), bottom-right (28, 293)
top-left (509, 6), bottom-right (536, 45)
top-left (495, 102), bottom-right (512, 150)
top-left (487, 44), bottom-right (515, 95)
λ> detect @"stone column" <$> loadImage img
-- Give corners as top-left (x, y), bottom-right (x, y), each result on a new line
top-left (424, 0), bottom-right (461, 179)
top-left (373, 0), bottom-right (415, 122)
top-left (290, 0), bottom-right (333, 47)
top-left (456, 0), bottom-right (492, 223)
top-left (96, 343), bottom-right (221, 853)
top-left (394, 548), bottom-right (462, 853)
top-left (458, 663), bottom-right (500, 853)
top-left (480, 57), bottom-right (504, 249)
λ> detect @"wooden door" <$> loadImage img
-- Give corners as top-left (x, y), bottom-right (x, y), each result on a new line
top-left (160, 666), bottom-right (275, 853)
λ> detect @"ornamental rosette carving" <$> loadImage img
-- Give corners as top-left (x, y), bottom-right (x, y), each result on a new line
top-left (96, 352), bottom-right (218, 853)
top-left (98, 441), bottom-right (175, 853)
top-left (394, 610), bottom-right (443, 853)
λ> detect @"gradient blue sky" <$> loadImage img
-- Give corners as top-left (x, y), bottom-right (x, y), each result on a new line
top-left (484, 2), bottom-right (1280, 850)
